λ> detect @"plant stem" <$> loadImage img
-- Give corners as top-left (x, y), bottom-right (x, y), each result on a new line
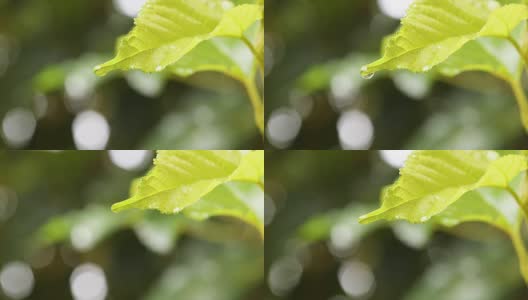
top-left (509, 79), bottom-right (528, 133)
top-left (508, 36), bottom-right (528, 69)
top-left (243, 79), bottom-right (264, 135)
top-left (242, 36), bottom-right (265, 72)
top-left (512, 211), bottom-right (528, 285)
top-left (508, 186), bottom-right (528, 221)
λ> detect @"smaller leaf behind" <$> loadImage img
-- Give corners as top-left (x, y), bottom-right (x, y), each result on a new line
top-left (432, 188), bottom-right (518, 232)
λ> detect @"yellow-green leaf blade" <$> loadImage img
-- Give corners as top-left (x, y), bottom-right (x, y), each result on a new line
top-left (359, 151), bottom-right (527, 224)
top-left (94, 1), bottom-right (263, 77)
top-left (111, 150), bottom-right (264, 236)
top-left (434, 40), bottom-right (512, 79)
top-left (184, 181), bottom-right (264, 236)
top-left (361, 1), bottom-right (528, 77)
top-left (433, 188), bottom-right (518, 232)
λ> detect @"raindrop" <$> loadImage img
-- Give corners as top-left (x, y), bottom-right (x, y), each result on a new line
top-left (361, 72), bottom-right (374, 80)
top-left (360, 66), bottom-right (374, 79)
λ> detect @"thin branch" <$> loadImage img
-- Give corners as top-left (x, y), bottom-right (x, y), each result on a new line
top-left (509, 36), bottom-right (528, 69)
top-left (508, 186), bottom-right (528, 221)
top-left (508, 79), bottom-right (528, 133)
top-left (243, 79), bottom-right (264, 135)
top-left (512, 211), bottom-right (528, 285)
top-left (242, 36), bottom-right (265, 72)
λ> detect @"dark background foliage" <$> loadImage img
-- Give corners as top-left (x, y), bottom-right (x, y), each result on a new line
top-left (0, 0), bottom-right (262, 149)
top-left (265, 150), bottom-right (528, 299)
top-left (265, 0), bottom-right (528, 149)
top-left (0, 151), bottom-right (263, 300)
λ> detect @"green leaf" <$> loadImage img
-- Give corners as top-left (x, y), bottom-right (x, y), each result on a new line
top-left (298, 205), bottom-right (380, 243)
top-left (295, 54), bottom-right (375, 94)
top-left (94, 1), bottom-right (263, 78)
top-left (34, 54), bottom-right (110, 94)
top-left (166, 38), bottom-right (250, 79)
top-left (359, 151), bottom-right (527, 224)
top-left (112, 150), bottom-right (264, 236)
top-left (432, 188), bottom-right (518, 232)
top-left (361, 1), bottom-right (528, 78)
top-left (35, 205), bottom-right (134, 252)
top-left (184, 181), bottom-right (263, 236)
top-left (360, 151), bottom-right (528, 283)
top-left (433, 40), bottom-right (512, 79)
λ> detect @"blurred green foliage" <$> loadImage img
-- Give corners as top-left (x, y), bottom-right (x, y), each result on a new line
top-left (265, 151), bottom-right (528, 299)
top-left (0, 0), bottom-right (261, 149)
top-left (265, 0), bottom-right (528, 149)
top-left (0, 151), bottom-right (263, 299)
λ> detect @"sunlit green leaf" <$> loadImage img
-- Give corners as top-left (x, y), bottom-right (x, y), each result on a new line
top-left (359, 151), bottom-right (527, 224)
top-left (434, 40), bottom-right (512, 79)
top-left (361, 1), bottom-right (528, 78)
top-left (94, 0), bottom-right (263, 79)
top-left (112, 150), bottom-right (264, 236)
top-left (433, 188), bottom-right (518, 232)
top-left (184, 182), bottom-right (263, 236)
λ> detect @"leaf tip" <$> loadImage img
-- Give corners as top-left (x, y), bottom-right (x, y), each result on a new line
top-left (111, 201), bottom-right (127, 213)
top-left (93, 64), bottom-right (107, 77)
top-left (360, 65), bottom-right (375, 79)
top-left (358, 214), bottom-right (371, 224)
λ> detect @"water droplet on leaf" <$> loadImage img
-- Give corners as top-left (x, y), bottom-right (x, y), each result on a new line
top-left (362, 73), bottom-right (374, 79)
top-left (360, 66), bottom-right (374, 79)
